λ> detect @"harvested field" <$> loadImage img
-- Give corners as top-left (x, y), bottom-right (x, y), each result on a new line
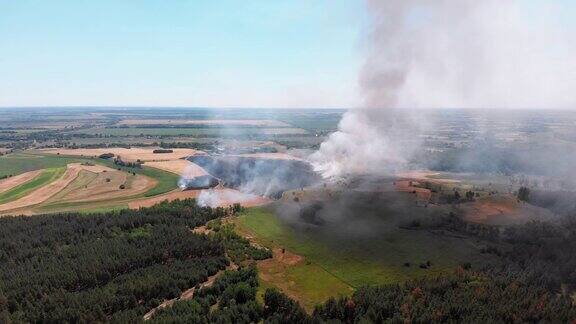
top-left (119, 119), bottom-right (291, 127)
top-left (75, 163), bottom-right (116, 173)
top-left (0, 170), bottom-right (43, 194)
top-left (128, 188), bottom-right (270, 209)
top-left (0, 168), bottom-right (66, 205)
top-left (54, 171), bottom-right (156, 203)
top-left (42, 147), bottom-right (200, 162)
top-left (144, 160), bottom-right (208, 177)
top-left (0, 164), bottom-right (82, 213)
top-left (0, 163), bottom-right (146, 214)
top-left (47, 170), bottom-right (100, 202)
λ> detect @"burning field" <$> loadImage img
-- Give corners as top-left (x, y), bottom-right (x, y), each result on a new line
top-left (185, 155), bottom-right (320, 198)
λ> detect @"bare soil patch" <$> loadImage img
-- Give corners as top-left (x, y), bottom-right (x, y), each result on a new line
top-left (191, 225), bottom-right (212, 235)
top-left (0, 170), bottom-right (43, 194)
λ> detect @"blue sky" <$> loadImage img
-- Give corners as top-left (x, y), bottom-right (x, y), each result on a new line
top-left (1, 1), bottom-right (574, 109)
top-left (0, 0), bottom-right (365, 108)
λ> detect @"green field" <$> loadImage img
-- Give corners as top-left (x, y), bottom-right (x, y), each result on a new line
top-left (235, 206), bottom-right (500, 309)
top-left (235, 208), bottom-right (353, 311)
top-left (138, 166), bottom-right (179, 197)
top-left (34, 200), bottom-right (129, 214)
top-left (0, 153), bottom-right (85, 177)
top-left (0, 167), bottom-right (65, 204)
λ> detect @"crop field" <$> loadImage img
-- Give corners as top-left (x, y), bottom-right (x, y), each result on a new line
top-left (0, 170), bottom-right (42, 194)
top-left (0, 152), bottom-right (181, 215)
top-left (0, 167), bottom-right (65, 204)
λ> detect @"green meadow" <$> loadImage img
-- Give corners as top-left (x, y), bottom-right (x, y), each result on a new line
top-left (235, 206), bottom-right (500, 309)
top-left (0, 153), bottom-right (85, 177)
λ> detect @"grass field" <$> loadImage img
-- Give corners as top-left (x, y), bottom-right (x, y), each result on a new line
top-left (234, 208), bottom-right (353, 311)
top-left (135, 166), bottom-right (179, 197)
top-left (235, 205), bottom-right (500, 309)
top-left (0, 167), bottom-right (65, 204)
top-left (34, 200), bottom-right (129, 214)
top-left (0, 153), bottom-right (85, 177)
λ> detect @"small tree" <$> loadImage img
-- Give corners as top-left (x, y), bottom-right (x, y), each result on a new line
top-left (517, 186), bottom-right (530, 202)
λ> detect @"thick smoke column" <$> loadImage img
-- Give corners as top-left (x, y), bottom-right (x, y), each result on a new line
top-left (311, 0), bottom-right (576, 178)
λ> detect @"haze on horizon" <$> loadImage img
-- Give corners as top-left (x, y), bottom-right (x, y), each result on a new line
top-left (1, 0), bottom-right (575, 110)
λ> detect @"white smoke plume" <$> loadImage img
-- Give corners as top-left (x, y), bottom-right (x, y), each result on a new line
top-left (196, 188), bottom-right (261, 208)
top-left (311, 0), bottom-right (576, 178)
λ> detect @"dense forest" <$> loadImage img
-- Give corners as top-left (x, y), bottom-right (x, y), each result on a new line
top-left (0, 200), bottom-right (244, 322)
top-left (1, 198), bottom-right (576, 323)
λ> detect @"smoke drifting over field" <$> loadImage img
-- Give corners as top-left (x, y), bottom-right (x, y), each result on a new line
top-left (312, 0), bottom-right (576, 179)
